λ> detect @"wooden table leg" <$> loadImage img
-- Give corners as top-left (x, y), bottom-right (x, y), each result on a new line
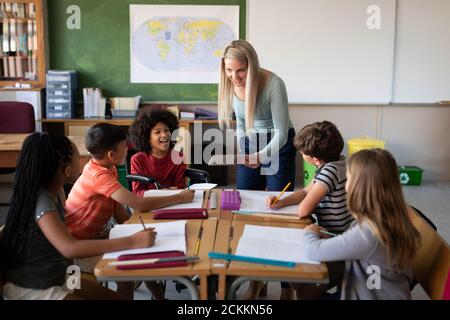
top-left (217, 274), bottom-right (227, 300)
top-left (200, 275), bottom-right (208, 300)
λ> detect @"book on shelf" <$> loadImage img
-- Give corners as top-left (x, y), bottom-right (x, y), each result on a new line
top-left (194, 107), bottom-right (218, 120)
top-left (8, 56), bottom-right (15, 78)
top-left (83, 87), bottom-right (106, 118)
top-left (2, 58), bottom-right (8, 78)
top-left (3, 18), bottom-right (10, 52)
top-left (1, 10), bottom-right (39, 80)
top-left (180, 111), bottom-right (195, 120)
top-left (167, 105), bottom-right (180, 118)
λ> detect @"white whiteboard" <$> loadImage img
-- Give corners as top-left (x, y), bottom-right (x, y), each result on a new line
top-left (248, 0), bottom-right (396, 104)
top-left (392, 0), bottom-right (450, 103)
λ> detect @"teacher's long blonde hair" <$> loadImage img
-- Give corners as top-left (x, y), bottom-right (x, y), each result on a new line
top-left (218, 40), bottom-right (260, 131)
top-left (347, 149), bottom-right (421, 270)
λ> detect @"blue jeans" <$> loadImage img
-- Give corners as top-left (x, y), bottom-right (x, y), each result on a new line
top-left (237, 128), bottom-right (296, 290)
top-left (237, 128), bottom-right (296, 192)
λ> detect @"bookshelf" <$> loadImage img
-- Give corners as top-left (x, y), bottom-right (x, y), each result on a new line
top-left (0, 0), bottom-right (46, 88)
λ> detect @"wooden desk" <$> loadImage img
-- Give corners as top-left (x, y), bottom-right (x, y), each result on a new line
top-left (211, 219), bottom-right (328, 300)
top-left (0, 133), bottom-right (90, 168)
top-left (94, 218), bottom-right (218, 300)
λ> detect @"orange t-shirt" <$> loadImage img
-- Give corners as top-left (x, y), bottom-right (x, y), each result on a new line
top-left (65, 159), bottom-right (122, 239)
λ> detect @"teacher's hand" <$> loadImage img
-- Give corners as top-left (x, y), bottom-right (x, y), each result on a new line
top-left (244, 154), bottom-right (261, 169)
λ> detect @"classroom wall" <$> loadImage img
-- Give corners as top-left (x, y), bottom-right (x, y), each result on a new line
top-left (191, 104), bottom-right (450, 183)
top-left (289, 104), bottom-right (450, 182)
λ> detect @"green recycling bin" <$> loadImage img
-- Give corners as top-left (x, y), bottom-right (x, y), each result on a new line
top-left (117, 165), bottom-right (129, 189)
top-left (398, 166), bottom-right (423, 186)
top-left (303, 159), bottom-right (316, 187)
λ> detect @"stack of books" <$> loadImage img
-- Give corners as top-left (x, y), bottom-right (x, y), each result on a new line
top-left (0, 3), bottom-right (38, 80)
top-left (83, 88), bottom-right (106, 118)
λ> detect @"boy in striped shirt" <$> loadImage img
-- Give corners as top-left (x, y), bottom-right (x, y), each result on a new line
top-left (267, 121), bottom-right (353, 233)
top-left (267, 121), bottom-right (352, 299)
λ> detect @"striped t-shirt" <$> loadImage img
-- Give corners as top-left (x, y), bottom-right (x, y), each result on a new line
top-left (313, 158), bottom-right (354, 233)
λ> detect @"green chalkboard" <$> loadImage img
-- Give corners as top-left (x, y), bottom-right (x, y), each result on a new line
top-left (48, 0), bottom-right (246, 102)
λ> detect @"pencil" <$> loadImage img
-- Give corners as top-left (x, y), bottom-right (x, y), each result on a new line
top-left (320, 229), bottom-right (337, 237)
top-left (109, 256), bottom-right (199, 267)
top-left (194, 226), bottom-right (203, 256)
top-left (187, 178), bottom-right (191, 190)
top-left (272, 182), bottom-right (291, 205)
top-left (139, 216), bottom-right (147, 231)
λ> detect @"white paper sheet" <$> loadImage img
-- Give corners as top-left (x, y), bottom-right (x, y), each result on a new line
top-left (238, 190), bottom-right (299, 215)
top-left (143, 189), bottom-right (204, 209)
top-left (188, 183), bottom-right (217, 190)
top-left (103, 220), bottom-right (187, 259)
top-left (235, 225), bottom-right (320, 265)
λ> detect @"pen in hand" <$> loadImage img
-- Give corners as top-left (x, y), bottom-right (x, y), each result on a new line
top-left (139, 216), bottom-right (147, 231)
top-left (272, 181), bottom-right (292, 206)
top-left (194, 226), bottom-right (203, 256)
top-left (135, 216), bottom-right (156, 248)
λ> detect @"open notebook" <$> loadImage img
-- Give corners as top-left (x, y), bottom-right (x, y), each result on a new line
top-left (238, 190), bottom-right (299, 215)
top-left (103, 220), bottom-right (186, 259)
top-left (235, 225), bottom-right (320, 265)
top-left (143, 189), bottom-right (204, 209)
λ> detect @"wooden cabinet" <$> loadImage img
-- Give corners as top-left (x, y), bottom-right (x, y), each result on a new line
top-left (0, 0), bottom-right (46, 88)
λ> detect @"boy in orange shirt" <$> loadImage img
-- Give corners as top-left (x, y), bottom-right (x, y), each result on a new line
top-left (65, 123), bottom-right (194, 299)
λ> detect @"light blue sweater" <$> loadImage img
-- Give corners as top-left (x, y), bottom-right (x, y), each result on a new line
top-left (233, 73), bottom-right (293, 163)
top-left (303, 221), bottom-right (414, 300)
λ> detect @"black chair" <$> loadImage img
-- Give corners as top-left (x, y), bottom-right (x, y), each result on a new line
top-left (125, 148), bottom-right (210, 191)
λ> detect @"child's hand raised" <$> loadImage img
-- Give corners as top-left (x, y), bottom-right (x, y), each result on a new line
top-left (131, 228), bottom-right (157, 248)
top-left (178, 189), bottom-right (195, 203)
top-left (266, 195), bottom-right (284, 209)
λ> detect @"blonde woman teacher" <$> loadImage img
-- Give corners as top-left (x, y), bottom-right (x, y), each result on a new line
top-left (218, 40), bottom-right (296, 300)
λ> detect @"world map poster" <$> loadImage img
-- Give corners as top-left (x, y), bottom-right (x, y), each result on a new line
top-left (130, 5), bottom-right (239, 84)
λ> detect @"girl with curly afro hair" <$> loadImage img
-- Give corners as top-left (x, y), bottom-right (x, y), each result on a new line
top-left (129, 108), bottom-right (186, 196)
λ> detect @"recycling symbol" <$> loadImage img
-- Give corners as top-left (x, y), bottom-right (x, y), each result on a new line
top-left (399, 173), bottom-right (410, 185)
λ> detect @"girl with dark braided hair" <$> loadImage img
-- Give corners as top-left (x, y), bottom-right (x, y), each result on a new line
top-left (0, 132), bottom-right (155, 300)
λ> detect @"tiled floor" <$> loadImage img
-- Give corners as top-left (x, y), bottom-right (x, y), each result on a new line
top-left (1, 180), bottom-right (448, 300)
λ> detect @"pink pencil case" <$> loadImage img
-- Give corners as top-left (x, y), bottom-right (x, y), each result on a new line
top-left (153, 208), bottom-right (208, 219)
